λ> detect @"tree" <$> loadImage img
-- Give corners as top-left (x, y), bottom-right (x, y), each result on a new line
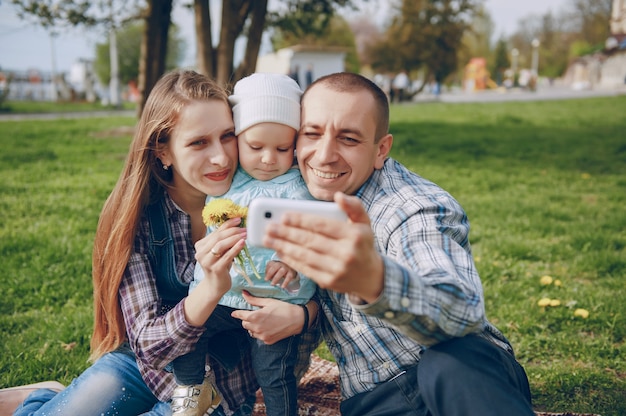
top-left (506, 0), bottom-right (612, 79)
top-left (94, 22), bottom-right (184, 86)
top-left (509, 11), bottom-right (572, 78)
top-left (12, 0), bottom-right (364, 115)
top-left (491, 37), bottom-right (510, 85)
top-left (193, 0), bottom-right (360, 87)
top-left (348, 15), bottom-right (383, 70)
top-left (563, 0), bottom-right (613, 48)
top-left (11, 0), bottom-right (145, 106)
top-left (136, 0), bottom-right (172, 116)
top-left (458, 5), bottom-right (494, 83)
top-left (365, 0), bottom-right (481, 88)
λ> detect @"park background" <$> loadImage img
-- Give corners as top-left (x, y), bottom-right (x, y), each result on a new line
top-left (1, 1), bottom-right (626, 415)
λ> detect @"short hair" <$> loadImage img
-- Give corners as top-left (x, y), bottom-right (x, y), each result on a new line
top-left (303, 72), bottom-right (389, 142)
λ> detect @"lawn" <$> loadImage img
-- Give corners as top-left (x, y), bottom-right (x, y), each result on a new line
top-left (1, 96), bottom-right (625, 415)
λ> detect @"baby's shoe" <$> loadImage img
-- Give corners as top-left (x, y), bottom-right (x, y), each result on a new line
top-left (171, 376), bottom-right (221, 416)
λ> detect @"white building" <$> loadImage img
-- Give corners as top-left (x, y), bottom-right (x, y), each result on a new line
top-left (255, 45), bottom-right (347, 88)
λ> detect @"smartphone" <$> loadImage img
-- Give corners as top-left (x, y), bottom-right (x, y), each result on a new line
top-left (247, 198), bottom-right (347, 247)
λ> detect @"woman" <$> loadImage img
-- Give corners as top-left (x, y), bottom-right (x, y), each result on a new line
top-left (8, 70), bottom-right (317, 416)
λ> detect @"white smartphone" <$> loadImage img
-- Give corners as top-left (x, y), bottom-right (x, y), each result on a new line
top-left (247, 198), bottom-right (348, 247)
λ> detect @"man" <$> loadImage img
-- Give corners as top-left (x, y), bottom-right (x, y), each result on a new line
top-left (263, 72), bottom-right (535, 416)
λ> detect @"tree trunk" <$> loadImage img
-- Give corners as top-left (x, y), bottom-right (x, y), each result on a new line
top-left (233, 0), bottom-right (268, 82)
top-left (216, 0), bottom-right (251, 87)
top-left (194, 0), bottom-right (214, 77)
top-left (137, 0), bottom-right (173, 118)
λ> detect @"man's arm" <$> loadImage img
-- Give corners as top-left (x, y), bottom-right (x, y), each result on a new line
top-left (264, 192), bottom-right (485, 346)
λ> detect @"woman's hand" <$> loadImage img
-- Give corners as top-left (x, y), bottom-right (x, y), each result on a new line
top-left (184, 217), bottom-right (247, 327)
top-left (231, 291), bottom-right (316, 345)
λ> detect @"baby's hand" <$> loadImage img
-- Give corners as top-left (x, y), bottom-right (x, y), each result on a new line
top-left (265, 260), bottom-right (299, 289)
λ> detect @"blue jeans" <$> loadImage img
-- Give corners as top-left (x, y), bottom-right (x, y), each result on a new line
top-left (14, 348), bottom-right (230, 416)
top-left (340, 335), bottom-right (534, 416)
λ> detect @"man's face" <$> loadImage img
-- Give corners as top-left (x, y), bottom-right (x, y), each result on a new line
top-left (297, 84), bottom-right (391, 201)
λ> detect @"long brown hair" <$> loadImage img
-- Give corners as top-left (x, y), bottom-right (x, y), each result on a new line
top-left (90, 70), bottom-right (229, 361)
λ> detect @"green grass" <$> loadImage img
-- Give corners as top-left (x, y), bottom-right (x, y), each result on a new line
top-left (0, 99), bottom-right (136, 113)
top-left (1, 96), bottom-right (625, 415)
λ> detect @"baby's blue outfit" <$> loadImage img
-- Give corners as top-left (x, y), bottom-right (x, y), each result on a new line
top-left (191, 166), bottom-right (316, 309)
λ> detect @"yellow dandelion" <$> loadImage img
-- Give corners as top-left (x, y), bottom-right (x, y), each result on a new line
top-left (202, 198), bottom-right (260, 282)
top-left (574, 308), bottom-right (590, 319)
top-left (554, 279), bottom-right (562, 287)
top-left (537, 298), bottom-right (552, 307)
top-left (202, 198), bottom-right (248, 227)
top-left (549, 299), bottom-right (561, 307)
top-left (540, 275), bottom-right (553, 286)
top-left (581, 173), bottom-right (591, 179)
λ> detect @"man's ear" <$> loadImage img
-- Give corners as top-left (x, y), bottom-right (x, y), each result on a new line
top-left (374, 134), bottom-right (393, 169)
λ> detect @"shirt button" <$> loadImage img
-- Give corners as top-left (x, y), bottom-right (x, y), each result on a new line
top-left (384, 311), bottom-right (395, 319)
top-left (382, 362), bottom-right (390, 369)
top-left (400, 297), bottom-right (410, 308)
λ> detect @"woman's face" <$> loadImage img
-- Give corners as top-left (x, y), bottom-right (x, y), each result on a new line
top-left (161, 99), bottom-right (238, 200)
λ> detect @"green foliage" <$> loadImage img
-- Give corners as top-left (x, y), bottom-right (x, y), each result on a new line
top-left (2, 97), bottom-right (626, 415)
top-left (491, 37), bottom-right (510, 81)
top-left (0, 74), bottom-right (11, 110)
top-left (10, 0), bottom-right (97, 28)
top-left (94, 22), bottom-right (186, 86)
top-left (569, 40), bottom-right (603, 59)
top-left (458, 4), bottom-right (494, 78)
top-left (367, 0), bottom-right (481, 82)
top-left (507, 0), bottom-right (613, 78)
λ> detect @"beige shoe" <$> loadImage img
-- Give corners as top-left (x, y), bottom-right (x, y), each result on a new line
top-left (0, 381), bottom-right (65, 416)
top-left (171, 377), bottom-right (222, 416)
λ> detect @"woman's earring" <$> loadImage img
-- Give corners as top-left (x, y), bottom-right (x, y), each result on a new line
top-left (163, 164), bottom-right (169, 170)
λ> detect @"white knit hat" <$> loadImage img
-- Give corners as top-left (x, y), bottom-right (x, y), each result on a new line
top-left (229, 73), bottom-right (302, 135)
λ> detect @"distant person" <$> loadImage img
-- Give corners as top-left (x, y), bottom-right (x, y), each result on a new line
top-left (289, 65), bottom-right (300, 86)
top-left (392, 70), bottom-right (410, 102)
top-left (305, 64), bottom-right (314, 88)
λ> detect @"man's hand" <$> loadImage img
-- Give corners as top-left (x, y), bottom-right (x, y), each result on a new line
top-left (263, 192), bottom-right (384, 303)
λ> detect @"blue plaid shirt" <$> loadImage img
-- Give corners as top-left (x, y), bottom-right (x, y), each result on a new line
top-left (318, 158), bottom-right (513, 399)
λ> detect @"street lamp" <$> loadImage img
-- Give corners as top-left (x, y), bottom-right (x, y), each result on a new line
top-left (511, 48), bottom-right (519, 76)
top-left (49, 31), bottom-right (59, 101)
top-left (531, 39), bottom-right (540, 77)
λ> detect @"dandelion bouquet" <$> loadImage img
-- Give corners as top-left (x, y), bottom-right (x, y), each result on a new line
top-left (202, 198), bottom-right (261, 286)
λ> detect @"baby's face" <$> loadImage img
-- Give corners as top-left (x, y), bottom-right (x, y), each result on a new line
top-left (238, 123), bottom-right (296, 181)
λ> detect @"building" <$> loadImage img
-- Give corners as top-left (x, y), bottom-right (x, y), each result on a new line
top-left (255, 45), bottom-right (347, 89)
top-left (563, 0), bottom-right (626, 89)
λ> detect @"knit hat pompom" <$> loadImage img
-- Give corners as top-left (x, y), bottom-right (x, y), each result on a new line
top-left (229, 73), bottom-right (302, 135)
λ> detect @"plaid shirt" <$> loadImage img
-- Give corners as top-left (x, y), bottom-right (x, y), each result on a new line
top-left (118, 193), bottom-right (259, 413)
top-left (318, 158), bottom-right (513, 399)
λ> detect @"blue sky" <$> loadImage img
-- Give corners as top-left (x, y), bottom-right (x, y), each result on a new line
top-left (0, 0), bottom-right (569, 73)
